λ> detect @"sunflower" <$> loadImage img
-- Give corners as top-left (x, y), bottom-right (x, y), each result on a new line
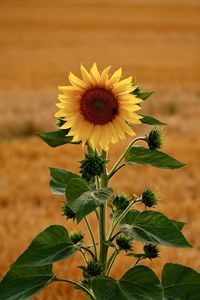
top-left (55, 63), bottom-right (143, 150)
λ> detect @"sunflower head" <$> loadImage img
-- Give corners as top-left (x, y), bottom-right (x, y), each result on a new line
top-left (55, 63), bottom-right (143, 150)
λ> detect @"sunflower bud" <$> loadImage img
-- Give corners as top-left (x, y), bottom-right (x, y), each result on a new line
top-left (146, 128), bottom-right (163, 150)
top-left (83, 261), bottom-right (103, 277)
top-left (61, 203), bottom-right (76, 219)
top-left (116, 235), bottom-right (132, 252)
top-left (141, 189), bottom-right (158, 207)
top-left (113, 194), bottom-right (130, 212)
top-left (143, 244), bottom-right (159, 259)
top-left (70, 231), bottom-right (83, 244)
top-left (80, 153), bottom-right (105, 181)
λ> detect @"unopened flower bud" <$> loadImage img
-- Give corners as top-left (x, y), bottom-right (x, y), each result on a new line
top-left (116, 235), bottom-right (132, 252)
top-left (62, 203), bottom-right (76, 219)
top-left (80, 153), bottom-right (105, 181)
top-left (141, 189), bottom-right (158, 207)
top-left (113, 194), bottom-right (129, 212)
top-left (143, 244), bottom-right (159, 259)
top-left (146, 128), bottom-right (163, 150)
top-left (70, 231), bottom-right (83, 244)
top-left (84, 261), bottom-right (103, 277)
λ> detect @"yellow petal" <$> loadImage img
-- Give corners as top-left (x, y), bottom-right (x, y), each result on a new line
top-left (107, 67), bottom-right (122, 85)
top-left (99, 66), bottom-right (111, 85)
top-left (68, 72), bottom-right (86, 88)
top-left (90, 63), bottom-right (101, 84)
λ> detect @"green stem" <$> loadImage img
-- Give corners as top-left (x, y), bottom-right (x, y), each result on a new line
top-left (81, 246), bottom-right (96, 260)
top-left (55, 277), bottom-right (95, 300)
top-left (84, 217), bottom-right (97, 259)
top-left (106, 250), bottom-right (119, 275)
top-left (80, 248), bottom-right (88, 264)
top-left (108, 198), bottom-right (141, 241)
top-left (98, 152), bottom-right (109, 271)
top-left (108, 136), bottom-right (146, 179)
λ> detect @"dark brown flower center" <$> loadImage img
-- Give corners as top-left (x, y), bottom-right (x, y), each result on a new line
top-left (80, 88), bottom-right (119, 125)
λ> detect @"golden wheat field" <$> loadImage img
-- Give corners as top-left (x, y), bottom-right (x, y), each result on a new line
top-left (0, 0), bottom-right (200, 299)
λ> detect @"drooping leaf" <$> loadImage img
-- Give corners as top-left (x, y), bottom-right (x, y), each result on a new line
top-left (49, 167), bottom-right (80, 195)
top-left (140, 114), bottom-right (167, 125)
top-left (125, 147), bottom-right (185, 169)
top-left (120, 210), bottom-right (191, 248)
top-left (12, 225), bottom-right (81, 267)
top-left (162, 263), bottom-right (200, 300)
top-left (0, 265), bottom-right (55, 300)
top-left (37, 129), bottom-right (80, 147)
top-left (66, 178), bottom-right (113, 223)
top-left (92, 265), bottom-right (163, 300)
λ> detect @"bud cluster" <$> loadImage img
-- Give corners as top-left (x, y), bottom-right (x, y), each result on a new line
top-left (116, 234), bottom-right (133, 252)
top-left (146, 128), bottom-right (163, 150)
top-left (61, 203), bottom-right (75, 219)
top-left (112, 194), bottom-right (130, 212)
top-left (80, 153), bottom-right (106, 181)
top-left (70, 231), bottom-right (83, 244)
top-left (141, 189), bottom-right (158, 207)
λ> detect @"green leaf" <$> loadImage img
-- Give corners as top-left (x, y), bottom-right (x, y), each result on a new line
top-left (0, 265), bottom-right (55, 300)
top-left (162, 263), bottom-right (200, 300)
top-left (125, 147), bottom-right (185, 169)
top-left (171, 220), bottom-right (185, 231)
top-left (12, 225), bottom-right (81, 267)
top-left (37, 129), bottom-right (80, 147)
top-left (65, 178), bottom-right (90, 203)
top-left (131, 89), bottom-right (153, 100)
top-left (66, 179), bottom-right (113, 223)
top-left (120, 210), bottom-right (191, 248)
top-left (120, 265), bottom-right (163, 299)
top-left (92, 265), bottom-right (163, 300)
top-left (92, 277), bottom-right (127, 300)
top-left (49, 167), bottom-right (80, 195)
top-left (140, 114), bottom-right (167, 125)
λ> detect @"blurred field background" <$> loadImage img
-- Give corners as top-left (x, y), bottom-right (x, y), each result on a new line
top-left (0, 0), bottom-right (200, 299)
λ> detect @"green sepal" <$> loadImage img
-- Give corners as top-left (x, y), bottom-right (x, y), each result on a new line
top-left (13, 225), bottom-right (82, 267)
top-left (162, 263), bottom-right (200, 299)
top-left (120, 210), bottom-right (191, 248)
top-left (0, 265), bottom-right (55, 300)
top-left (49, 167), bottom-right (80, 195)
top-left (37, 129), bottom-right (80, 147)
top-left (92, 265), bottom-right (163, 300)
top-left (66, 178), bottom-right (113, 223)
top-left (140, 114), bottom-right (167, 125)
top-left (125, 146), bottom-right (185, 169)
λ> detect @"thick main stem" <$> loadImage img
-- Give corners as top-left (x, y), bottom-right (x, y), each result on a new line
top-left (98, 151), bottom-right (109, 271)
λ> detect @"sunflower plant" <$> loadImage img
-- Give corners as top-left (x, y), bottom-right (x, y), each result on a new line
top-left (1, 64), bottom-right (200, 300)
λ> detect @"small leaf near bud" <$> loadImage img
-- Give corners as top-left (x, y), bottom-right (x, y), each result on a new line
top-left (146, 128), bottom-right (163, 150)
top-left (143, 244), bottom-right (159, 259)
top-left (141, 189), bottom-right (158, 207)
top-left (69, 231), bottom-right (83, 244)
top-left (113, 194), bottom-right (130, 212)
top-left (61, 203), bottom-right (76, 219)
top-left (116, 235), bottom-right (133, 252)
top-left (80, 153), bottom-right (106, 181)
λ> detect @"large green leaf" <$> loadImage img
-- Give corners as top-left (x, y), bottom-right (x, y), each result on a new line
top-left (120, 210), bottom-right (191, 248)
top-left (49, 167), bottom-right (80, 195)
top-left (92, 265), bottom-right (163, 300)
top-left (162, 263), bottom-right (200, 300)
top-left (12, 225), bottom-right (81, 267)
top-left (140, 114), bottom-right (167, 125)
top-left (37, 129), bottom-right (80, 147)
top-left (125, 147), bottom-right (185, 169)
top-left (0, 265), bottom-right (55, 300)
top-left (66, 178), bottom-right (113, 223)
